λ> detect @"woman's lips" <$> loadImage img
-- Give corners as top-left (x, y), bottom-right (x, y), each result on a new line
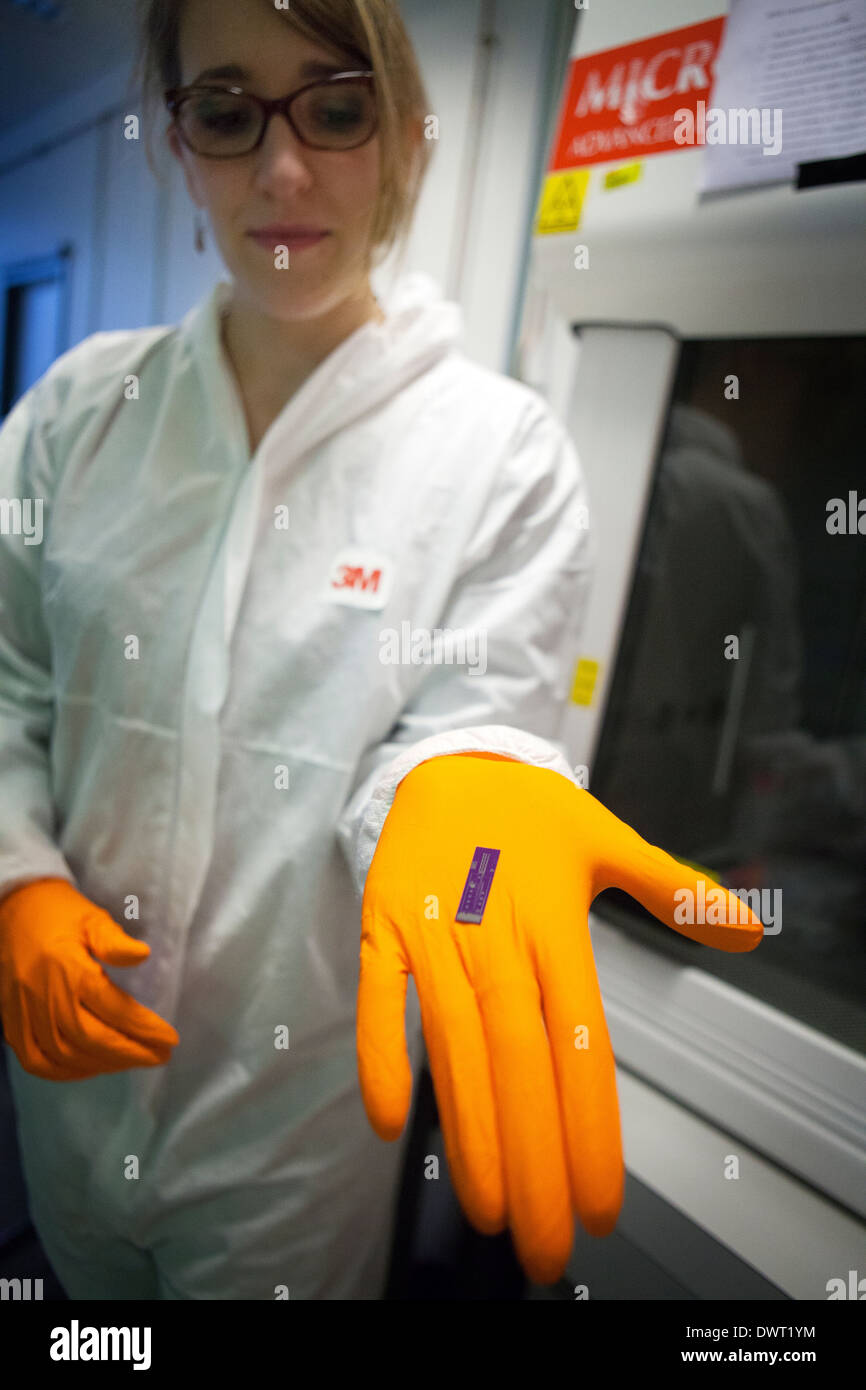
top-left (247, 230), bottom-right (330, 251)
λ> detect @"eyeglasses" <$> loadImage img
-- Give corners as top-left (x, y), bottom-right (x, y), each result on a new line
top-left (164, 71), bottom-right (377, 157)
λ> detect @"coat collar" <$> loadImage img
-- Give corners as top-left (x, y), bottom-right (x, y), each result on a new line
top-left (179, 274), bottom-right (463, 464)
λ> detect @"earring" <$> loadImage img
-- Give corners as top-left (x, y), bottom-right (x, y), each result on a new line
top-left (194, 209), bottom-right (207, 254)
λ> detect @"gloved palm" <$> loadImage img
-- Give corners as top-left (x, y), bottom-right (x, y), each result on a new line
top-left (0, 877), bottom-right (179, 1081)
top-left (357, 753), bottom-right (763, 1284)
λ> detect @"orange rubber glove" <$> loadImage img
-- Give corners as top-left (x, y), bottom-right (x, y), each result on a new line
top-left (0, 877), bottom-right (179, 1081)
top-left (357, 752), bottom-right (763, 1284)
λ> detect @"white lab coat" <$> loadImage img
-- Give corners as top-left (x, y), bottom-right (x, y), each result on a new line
top-left (0, 272), bottom-right (592, 1299)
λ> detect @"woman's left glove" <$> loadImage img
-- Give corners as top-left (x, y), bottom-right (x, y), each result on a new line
top-left (356, 752), bottom-right (763, 1285)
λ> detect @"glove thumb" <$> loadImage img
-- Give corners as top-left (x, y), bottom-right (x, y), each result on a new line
top-left (357, 910), bottom-right (412, 1141)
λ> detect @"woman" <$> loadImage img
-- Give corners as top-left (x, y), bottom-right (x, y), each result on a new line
top-left (0, 0), bottom-right (762, 1300)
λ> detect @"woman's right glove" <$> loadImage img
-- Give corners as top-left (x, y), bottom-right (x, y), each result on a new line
top-left (357, 754), bottom-right (764, 1284)
top-left (0, 877), bottom-right (179, 1081)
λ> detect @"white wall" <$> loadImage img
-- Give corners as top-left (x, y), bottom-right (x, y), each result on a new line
top-left (0, 0), bottom-right (574, 373)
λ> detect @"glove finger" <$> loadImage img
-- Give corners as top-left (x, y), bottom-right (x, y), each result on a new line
top-left (48, 973), bottom-right (174, 1069)
top-left (586, 793), bottom-right (764, 951)
top-left (78, 970), bottom-right (179, 1049)
top-left (3, 997), bottom-right (95, 1080)
top-left (356, 907), bottom-right (414, 1140)
top-left (10, 1037), bottom-right (95, 1081)
top-left (413, 927), bottom-right (506, 1237)
top-left (535, 907), bottom-right (625, 1237)
top-left (80, 906), bottom-right (153, 968)
top-left (39, 1009), bottom-right (160, 1076)
top-left (476, 962), bottom-right (574, 1284)
top-left (60, 1001), bottom-right (173, 1070)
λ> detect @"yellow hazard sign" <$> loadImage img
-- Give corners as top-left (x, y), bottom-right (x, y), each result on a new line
top-left (570, 656), bottom-right (599, 707)
top-left (535, 169), bottom-right (590, 236)
top-left (603, 162), bottom-right (643, 190)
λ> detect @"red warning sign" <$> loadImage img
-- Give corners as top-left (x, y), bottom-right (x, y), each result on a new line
top-left (549, 16), bottom-right (726, 170)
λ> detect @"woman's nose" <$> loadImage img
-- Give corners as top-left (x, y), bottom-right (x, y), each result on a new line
top-left (252, 112), bottom-right (315, 188)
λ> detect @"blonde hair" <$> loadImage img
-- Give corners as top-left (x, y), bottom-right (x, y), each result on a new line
top-left (132, 0), bottom-right (433, 268)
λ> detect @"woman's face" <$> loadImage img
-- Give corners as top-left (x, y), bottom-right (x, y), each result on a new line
top-left (168, 0), bottom-right (382, 321)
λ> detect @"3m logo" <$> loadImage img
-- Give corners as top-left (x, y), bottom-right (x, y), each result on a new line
top-left (325, 547), bottom-right (393, 610)
top-left (335, 564), bottom-right (382, 594)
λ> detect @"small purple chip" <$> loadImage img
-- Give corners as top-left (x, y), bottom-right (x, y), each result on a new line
top-left (455, 846), bottom-right (500, 924)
